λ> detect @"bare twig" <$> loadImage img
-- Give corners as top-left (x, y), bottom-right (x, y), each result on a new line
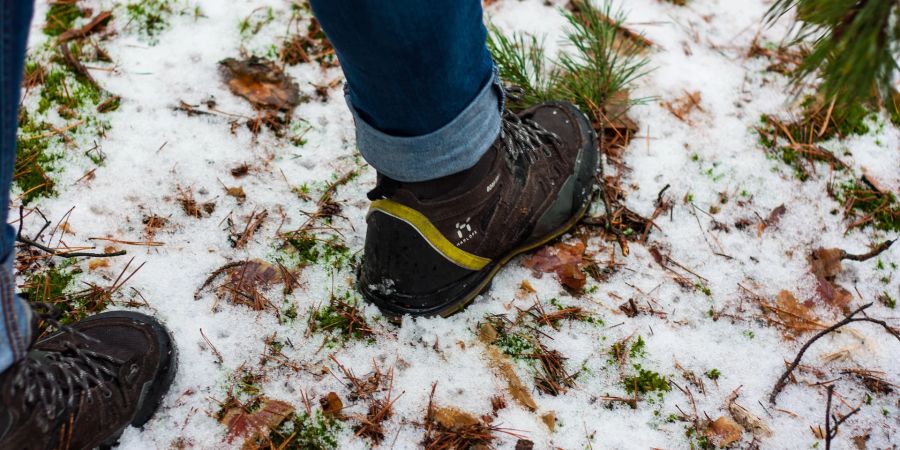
top-left (770, 303), bottom-right (900, 404)
top-left (824, 385), bottom-right (861, 450)
top-left (841, 239), bottom-right (895, 262)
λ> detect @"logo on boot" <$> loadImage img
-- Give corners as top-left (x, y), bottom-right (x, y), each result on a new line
top-left (454, 218), bottom-right (477, 247)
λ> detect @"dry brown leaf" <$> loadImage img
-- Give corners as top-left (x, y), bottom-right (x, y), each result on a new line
top-left (757, 204), bottom-right (787, 236)
top-left (220, 397), bottom-right (294, 444)
top-left (88, 259), bottom-right (109, 270)
top-left (219, 57), bottom-right (301, 111)
top-left (227, 259), bottom-right (282, 291)
top-left (704, 416), bottom-right (744, 447)
top-left (485, 346), bottom-right (538, 411)
top-left (769, 290), bottom-right (823, 339)
top-left (661, 91), bottom-right (703, 123)
top-left (515, 440), bottom-right (535, 450)
top-left (852, 430), bottom-right (871, 450)
top-left (225, 186), bottom-right (246, 202)
top-left (433, 407), bottom-right (480, 431)
top-left (523, 241), bottom-right (586, 290)
top-left (809, 247), bottom-right (844, 280)
top-left (478, 322), bottom-right (498, 344)
top-left (540, 411), bottom-right (556, 432)
top-left (726, 391), bottom-right (773, 438)
top-left (814, 277), bottom-right (853, 311)
top-left (320, 392), bottom-right (343, 418)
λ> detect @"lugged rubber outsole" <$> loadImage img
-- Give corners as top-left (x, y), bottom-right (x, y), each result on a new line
top-left (91, 311), bottom-right (178, 449)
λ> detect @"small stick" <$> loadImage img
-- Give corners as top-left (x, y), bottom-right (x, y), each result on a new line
top-left (769, 303), bottom-right (900, 404)
top-left (199, 328), bottom-right (224, 364)
top-left (841, 239), bottom-right (895, 262)
top-left (824, 385), bottom-right (861, 450)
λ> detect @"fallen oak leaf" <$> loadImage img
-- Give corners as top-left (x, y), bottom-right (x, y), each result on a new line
top-left (220, 397), bottom-right (294, 444)
top-left (219, 57), bottom-right (301, 111)
top-left (809, 247), bottom-right (844, 280)
top-left (763, 290), bottom-right (825, 339)
top-left (704, 416), bottom-right (744, 447)
top-left (523, 241), bottom-right (586, 290)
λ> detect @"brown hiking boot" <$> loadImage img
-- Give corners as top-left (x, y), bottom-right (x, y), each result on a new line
top-left (360, 101), bottom-right (599, 317)
top-left (0, 311), bottom-right (177, 450)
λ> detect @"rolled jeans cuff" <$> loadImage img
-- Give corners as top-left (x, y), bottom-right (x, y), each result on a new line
top-left (0, 248), bottom-right (31, 373)
top-left (346, 69), bottom-right (503, 182)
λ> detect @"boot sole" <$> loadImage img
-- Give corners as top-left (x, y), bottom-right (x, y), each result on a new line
top-left (362, 102), bottom-right (600, 319)
top-left (94, 311), bottom-right (178, 449)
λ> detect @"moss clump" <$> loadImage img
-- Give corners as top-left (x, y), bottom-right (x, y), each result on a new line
top-left (283, 233), bottom-right (353, 270)
top-left (622, 365), bottom-right (670, 395)
top-left (126, 0), bottom-right (176, 42)
top-left (22, 260), bottom-right (83, 325)
top-left (15, 114), bottom-right (61, 204)
top-left (266, 411), bottom-right (342, 450)
top-left (492, 323), bottom-right (535, 360)
top-left (44, 2), bottom-right (82, 37)
top-left (837, 180), bottom-right (900, 232)
top-left (311, 294), bottom-right (372, 344)
top-left (37, 68), bottom-right (102, 115)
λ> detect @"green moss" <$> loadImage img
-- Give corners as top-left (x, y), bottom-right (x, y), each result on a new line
top-left (629, 336), bottom-right (647, 359)
top-left (881, 292), bottom-right (896, 309)
top-left (15, 114), bottom-right (62, 204)
top-left (22, 260), bottom-right (84, 324)
top-left (311, 293), bottom-right (372, 344)
top-left (622, 364), bottom-right (670, 395)
top-left (37, 68), bottom-right (102, 114)
top-left (44, 2), bottom-right (82, 37)
top-left (704, 368), bottom-right (721, 380)
top-left (126, 0), bottom-right (178, 43)
top-left (268, 410), bottom-right (342, 450)
top-left (283, 233), bottom-right (353, 270)
top-left (837, 180), bottom-right (900, 232)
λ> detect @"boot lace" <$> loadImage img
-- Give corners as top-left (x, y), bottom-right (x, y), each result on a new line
top-left (4, 304), bottom-right (128, 431)
top-left (499, 109), bottom-right (561, 164)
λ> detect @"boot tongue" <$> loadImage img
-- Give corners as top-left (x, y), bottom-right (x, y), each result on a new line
top-left (401, 145), bottom-right (498, 201)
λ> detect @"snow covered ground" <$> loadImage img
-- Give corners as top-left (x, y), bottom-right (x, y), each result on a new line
top-left (16, 0), bottom-right (899, 448)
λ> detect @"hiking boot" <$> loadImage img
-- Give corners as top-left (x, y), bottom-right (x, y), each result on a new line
top-left (360, 101), bottom-right (599, 317)
top-left (0, 311), bottom-right (178, 450)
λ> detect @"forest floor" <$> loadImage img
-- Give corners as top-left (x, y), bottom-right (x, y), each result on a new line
top-left (15, 0), bottom-right (899, 448)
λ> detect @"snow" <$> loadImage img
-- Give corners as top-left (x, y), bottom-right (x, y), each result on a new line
top-left (16, 0), bottom-right (899, 448)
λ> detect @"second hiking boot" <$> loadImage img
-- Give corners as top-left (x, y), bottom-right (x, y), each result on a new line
top-left (360, 101), bottom-right (599, 317)
top-left (0, 311), bottom-right (178, 450)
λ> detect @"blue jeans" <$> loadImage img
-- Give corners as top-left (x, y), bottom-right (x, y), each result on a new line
top-left (309, 0), bottom-right (501, 182)
top-left (0, 0), bottom-right (499, 372)
top-left (0, 0), bottom-right (35, 374)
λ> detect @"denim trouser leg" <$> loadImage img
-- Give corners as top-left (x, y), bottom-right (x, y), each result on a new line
top-left (0, 0), bottom-right (36, 374)
top-left (308, 0), bottom-right (502, 182)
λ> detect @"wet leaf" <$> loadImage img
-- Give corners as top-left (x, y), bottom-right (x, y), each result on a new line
top-left (484, 346), bottom-right (538, 411)
top-left (219, 57), bottom-right (301, 111)
top-left (226, 259), bottom-right (284, 293)
top-left (225, 185), bottom-right (246, 202)
top-left (814, 277), bottom-right (853, 311)
top-left (433, 407), bottom-right (480, 430)
top-left (523, 241), bottom-right (586, 290)
top-left (220, 398), bottom-right (294, 444)
top-left (319, 391), bottom-right (343, 418)
top-left (809, 247), bottom-right (844, 280)
top-left (768, 290), bottom-right (823, 339)
top-left (704, 416), bottom-right (743, 447)
top-left (726, 391), bottom-right (773, 437)
top-left (540, 411), bottom-right (556, 432)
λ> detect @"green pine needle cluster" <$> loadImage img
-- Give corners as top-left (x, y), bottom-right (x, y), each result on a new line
top-left (767, 0), bottom-right (900, 116)
top-left (487, 0), bottom-right (650, 123)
